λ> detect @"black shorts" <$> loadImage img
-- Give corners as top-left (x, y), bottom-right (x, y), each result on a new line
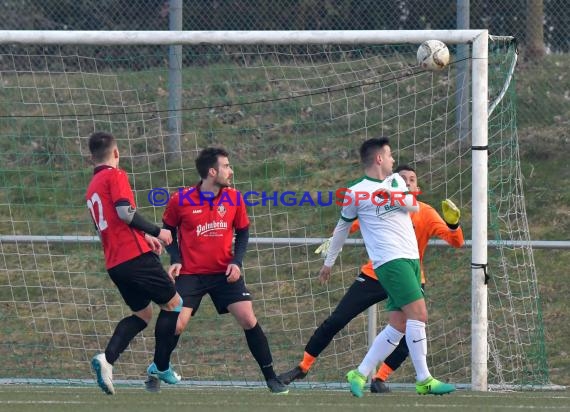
top-left (175, 273), bottom-right (252, 315)
top-left (107, 252), bottom-right (177, 312)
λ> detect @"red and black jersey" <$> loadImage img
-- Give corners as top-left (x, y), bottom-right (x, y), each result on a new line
top-left (163, 183), bottom-right (250, 275)
top-left (86, 166), bottom-right (151, 269)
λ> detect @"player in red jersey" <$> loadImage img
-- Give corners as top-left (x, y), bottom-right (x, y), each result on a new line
top-left (159, 147), bottom-right (288, 394)
top-left (86, 131), bottom-right (183, 395)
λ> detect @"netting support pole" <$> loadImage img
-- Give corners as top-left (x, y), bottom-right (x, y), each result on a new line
top-left (471, 31), bottom-right (489, 392)
top-left (366, 304), bottom-right (378, 382)
top-left (166, 0), bottom-right (182, 161)
top-left (456, 0), bottom-right (471, 141)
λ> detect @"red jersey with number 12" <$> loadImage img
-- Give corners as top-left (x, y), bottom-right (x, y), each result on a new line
top-left (86, 166), bottom-right (151, 269)
top-left (163, 183), bottom-right (250, 275)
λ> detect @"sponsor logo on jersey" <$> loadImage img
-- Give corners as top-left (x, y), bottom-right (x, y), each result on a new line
top-left (192, 209), bottom-right (203, 214)
top-left (196, 220), bottom-right (228, 236)
top-left (376, 203), bottom-right (400, 219)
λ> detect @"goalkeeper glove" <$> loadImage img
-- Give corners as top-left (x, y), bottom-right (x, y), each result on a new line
top-left (441, 199), bottom-right (461, 229)
top-left (315, 237), bottom-right (333, 258)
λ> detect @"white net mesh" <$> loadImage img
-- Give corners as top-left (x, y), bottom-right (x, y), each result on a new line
top-left (0, 36), bottom-right (548, 388)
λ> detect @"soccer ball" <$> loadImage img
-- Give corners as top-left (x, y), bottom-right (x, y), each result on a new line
top-left (417, 40), bottom-right (450, 71)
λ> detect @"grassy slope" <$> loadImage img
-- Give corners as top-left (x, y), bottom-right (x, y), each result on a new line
top-left (0, 51), bottom-right (568, 387)
top-left (515, 55), bottom-right (570, 386)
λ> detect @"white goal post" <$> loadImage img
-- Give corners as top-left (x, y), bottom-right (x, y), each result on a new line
top-left (0, 30), bottom-right (540, 392)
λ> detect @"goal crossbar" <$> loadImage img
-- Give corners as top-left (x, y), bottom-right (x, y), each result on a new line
top-left (0, 30), bottom-right (487, 46)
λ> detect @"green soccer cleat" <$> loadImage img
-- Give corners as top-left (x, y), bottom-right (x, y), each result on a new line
top-left (91, 353), bottom-right (115, 395)
top-left (415, 376), bottom-right (456, 395)
top-left (346, 369), bottom-right (366, 398)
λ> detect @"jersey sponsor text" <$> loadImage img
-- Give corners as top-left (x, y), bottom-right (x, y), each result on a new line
top-left (196, 220), bottom-right (228, 236)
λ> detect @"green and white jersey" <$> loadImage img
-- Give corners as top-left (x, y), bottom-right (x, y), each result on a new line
top-left (340, 174), bottom-right (419, 268)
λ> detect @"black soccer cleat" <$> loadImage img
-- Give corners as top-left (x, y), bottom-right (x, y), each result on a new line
top-left (277, 366), bottom-right (308, 385)
top-left (144, 375), bottom-right (161, 393)
top-left (370, 378), bottom-right (391, 393)
top-left (266, 377), bottom-right (289, 394)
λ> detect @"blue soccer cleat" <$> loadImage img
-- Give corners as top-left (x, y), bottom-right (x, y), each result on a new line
top-left (147, 362), bottom-right (181, 384)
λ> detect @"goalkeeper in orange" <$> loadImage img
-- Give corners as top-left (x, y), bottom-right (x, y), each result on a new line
top-left (278, 164), bottom-right (464, 393)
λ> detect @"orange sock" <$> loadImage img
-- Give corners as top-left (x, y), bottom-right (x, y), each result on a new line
top-left (299, 352), bottom-right (316, 373)
top-left (374, 363), bottom-right (394, 381)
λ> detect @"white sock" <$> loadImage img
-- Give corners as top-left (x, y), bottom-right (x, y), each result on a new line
top-left (405, 319), bottom-right (431, 382)
top-left (357, 325), bottom-right (404, 377)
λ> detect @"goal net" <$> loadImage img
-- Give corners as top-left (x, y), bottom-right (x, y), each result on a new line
top-left (0, 31), bottom-right (549, 390)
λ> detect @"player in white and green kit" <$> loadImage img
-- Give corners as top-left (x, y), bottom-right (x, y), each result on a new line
top-left (320, 137), bottom-right (455, 397)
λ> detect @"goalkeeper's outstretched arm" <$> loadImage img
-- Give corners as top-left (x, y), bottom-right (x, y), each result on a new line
top-left (323, 219), bottom-right (352, 267)
top-left (314, 237), bottom-right (332, 258)
top-left (441, 199), bottom-right (461, 230)
top-left (314, 219), bottom-right (360, 258)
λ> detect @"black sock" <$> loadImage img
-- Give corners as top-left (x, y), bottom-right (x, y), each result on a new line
top-left (105, 315), bottom-right (147, 364)
top-left (244, 322), bottom-right (276, 380)
top-left (384, 336), bottom-right (410, 372)
top-left (153, 310), bottom-right (180, 371)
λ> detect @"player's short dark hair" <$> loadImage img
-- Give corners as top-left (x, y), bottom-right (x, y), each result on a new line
top-left (359, 137), bottom-right (390, 167)
top-left (394, 164), bottom-right (416, 174)
top-left (195, 147), bottom-right (230, 179)
top-left (88, 131), bottom-right (116, 163)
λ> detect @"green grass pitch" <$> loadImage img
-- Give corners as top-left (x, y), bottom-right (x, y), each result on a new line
top-left (1, 386), bottom-right (568, 412)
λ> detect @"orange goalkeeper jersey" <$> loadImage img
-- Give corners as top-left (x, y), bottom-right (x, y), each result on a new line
top-left (349, 200), bottom-right (464, 284)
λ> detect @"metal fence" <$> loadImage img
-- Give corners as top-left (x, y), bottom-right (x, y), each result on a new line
top-left (0, 0), bottom-right (568, 130)
top-left (1, 0), bottom-right (568, 53)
